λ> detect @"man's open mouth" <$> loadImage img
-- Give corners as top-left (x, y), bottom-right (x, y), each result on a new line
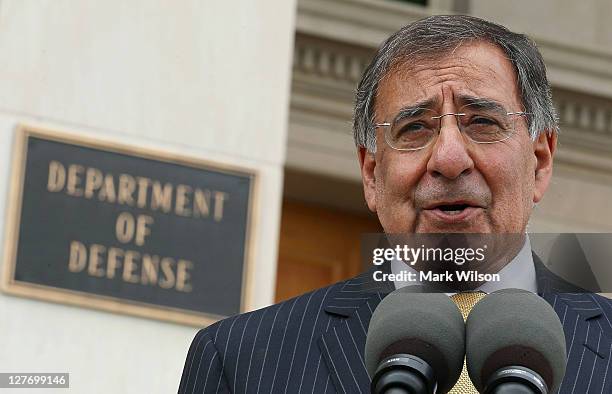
top-left (435, 203), bottom-right (472, 215)
top-left (422, 201), bottom-right (484, 223)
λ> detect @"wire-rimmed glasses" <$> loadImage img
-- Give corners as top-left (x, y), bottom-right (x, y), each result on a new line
top-left (374, 102), bottom-right (529, 151)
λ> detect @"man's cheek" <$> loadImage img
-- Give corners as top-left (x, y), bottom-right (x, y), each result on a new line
top-left (383, 172), bottom-right (414, 202)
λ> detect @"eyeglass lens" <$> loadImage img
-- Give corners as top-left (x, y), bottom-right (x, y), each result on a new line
top-left (385, 103), bottom-right (520, 150)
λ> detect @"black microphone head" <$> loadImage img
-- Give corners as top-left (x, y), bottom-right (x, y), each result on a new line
top-left (466, 289), bottom-right (567, 392)
top-left (365, 285), bottom-right (466, 393)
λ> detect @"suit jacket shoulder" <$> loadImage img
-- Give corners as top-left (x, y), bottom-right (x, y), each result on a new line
top-left (178, 278), bottom-right (354, 393)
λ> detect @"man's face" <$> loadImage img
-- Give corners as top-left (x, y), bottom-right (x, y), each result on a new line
top-left (359, 41), bottom-right (556, 233)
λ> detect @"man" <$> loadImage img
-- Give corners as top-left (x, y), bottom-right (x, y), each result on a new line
top-left (179, 15), bottom-right (612, 393)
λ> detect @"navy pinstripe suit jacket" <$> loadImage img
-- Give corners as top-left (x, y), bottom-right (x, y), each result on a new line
top-left (179, 260), bottom-right (612, 393)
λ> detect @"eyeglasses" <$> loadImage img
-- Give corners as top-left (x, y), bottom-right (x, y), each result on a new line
top-left (374, 102), bottom-right (529, 151)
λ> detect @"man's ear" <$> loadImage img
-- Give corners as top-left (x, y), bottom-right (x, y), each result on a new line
top-left (358, 146), bottom-right (377, 212)
top-left (533, 130), bottom-right (557, 203)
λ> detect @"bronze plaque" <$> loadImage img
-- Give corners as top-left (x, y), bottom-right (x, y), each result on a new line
top-left (2, 125), bottom-right (257, 326)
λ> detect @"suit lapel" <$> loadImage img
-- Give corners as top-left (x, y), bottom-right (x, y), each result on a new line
top-left (534, 255), bottom-right (612, 392)
top-left (543, 292), bottom-right (612, 393)
top-left (317, 264), bottom-right (393, 394)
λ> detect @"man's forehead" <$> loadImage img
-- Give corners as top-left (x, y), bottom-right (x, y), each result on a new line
top-left (375, 41), bottom-right (522, 113)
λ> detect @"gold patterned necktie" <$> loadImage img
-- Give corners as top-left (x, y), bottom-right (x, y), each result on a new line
top-left (448, 291), bottom-right (487, 394)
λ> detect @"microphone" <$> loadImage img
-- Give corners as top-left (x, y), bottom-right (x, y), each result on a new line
top-left (365, 285), bottom-right (465, 394)
top-left (466, 289), bottom-right (567, 394)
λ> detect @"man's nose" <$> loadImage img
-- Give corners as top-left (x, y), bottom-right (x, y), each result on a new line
top-left (426, 114), bottom-right (474, 179)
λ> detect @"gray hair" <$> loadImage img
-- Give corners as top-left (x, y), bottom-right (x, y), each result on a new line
top-left (353, 15), bottom-right (558, 152)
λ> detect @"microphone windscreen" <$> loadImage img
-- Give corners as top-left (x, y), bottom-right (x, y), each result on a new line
top-left (466, 289), bottom-right (566, 392)
top-left (365, 285), bottom-right (465, 393)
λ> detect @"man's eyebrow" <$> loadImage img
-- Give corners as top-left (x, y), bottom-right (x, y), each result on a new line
top-left (456, 95), bottom-right (508, 113)
top-left (390, 96), bottom-right (510, 122)
top-left (394, 98), bottom-right (438, 121)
